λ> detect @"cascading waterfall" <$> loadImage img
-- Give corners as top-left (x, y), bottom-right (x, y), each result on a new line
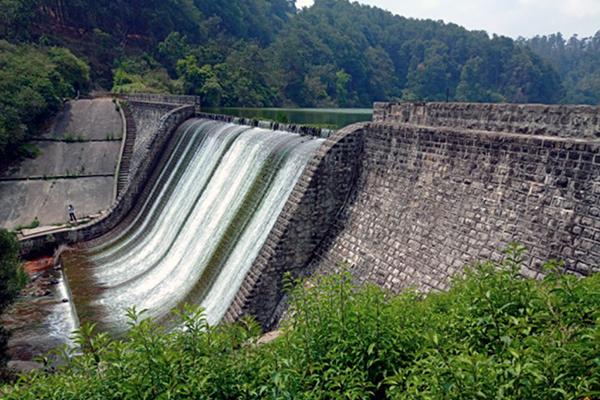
top-left (64, 119), bottom-right (324, 334)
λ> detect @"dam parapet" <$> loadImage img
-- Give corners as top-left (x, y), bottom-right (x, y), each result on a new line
top-left (121, 93), bottom-right (202, 107)
top-left (374, 102), bottom-right (600, 139)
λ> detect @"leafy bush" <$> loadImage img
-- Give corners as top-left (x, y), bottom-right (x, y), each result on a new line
top-left (2, 245), bottom-right (598, 399)
top-left (16, 143), bottom-right (41, 159)
top-left (0, 230), bottom-right (27, 369)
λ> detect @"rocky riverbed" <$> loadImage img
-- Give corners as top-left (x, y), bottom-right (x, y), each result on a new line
top-left (1, 257), bottom-right (77, 374)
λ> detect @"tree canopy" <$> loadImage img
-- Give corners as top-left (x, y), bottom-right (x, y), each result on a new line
top-left (0, 40), bottom-right (90, 163)
top-left (2, 0), bottom-right (589, 108)
top-left (524, 32), bottom-right (600, 105)
top-left (0, 230), bottom-right (26, 369)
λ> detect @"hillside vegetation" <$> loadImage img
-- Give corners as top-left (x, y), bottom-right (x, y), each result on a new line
top-left (0, 230), bottom-right (27, 377)
top-left (0, 40), bottom-right (89, 163)
top-left (1, 246), bottom-right (599, 399)
top-left (524, 33), bottom-right (600, 105)
top-left (4, 0), bottom-right (597, 109)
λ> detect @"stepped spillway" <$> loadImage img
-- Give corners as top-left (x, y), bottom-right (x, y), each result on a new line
top-left (63, 119), bottom-right (324, 334)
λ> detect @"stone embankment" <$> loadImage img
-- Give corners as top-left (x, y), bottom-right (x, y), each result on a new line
top-left (228, 102), bottom-right (600, 328)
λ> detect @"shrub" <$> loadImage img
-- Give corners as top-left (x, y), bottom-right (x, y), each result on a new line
top-left (1, 246), bottom-right (598, 399)
top-left (0, 230), bottom-right (27, 369)
top-left (16, 143), bottom-right (41, 159)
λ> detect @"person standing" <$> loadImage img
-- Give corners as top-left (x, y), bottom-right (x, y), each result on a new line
top-left (68, 204), bottom-right (77, 223)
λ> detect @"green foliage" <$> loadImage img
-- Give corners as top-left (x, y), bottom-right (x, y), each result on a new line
top-left (16, 143), bottom-right (41, 159)
top-left (111, 56), bottom-right (181, 95)
top-left (525, 32), bottom-right (600, 105)
top-left (0, 229), bottom-right (26, 368)
top-left (2, 0), bottom-right (570, 108)
top-left (0, 40), bottom-right (90, 162)
top-left (2, 247), bottom-right (599, 399)
top-left (13, 217), bottom-right (39, 231)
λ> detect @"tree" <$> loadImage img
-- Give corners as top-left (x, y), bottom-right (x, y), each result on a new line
top-left (403, 41), bottom-right (451, 101)
top-left (0, 229), bottom-right (26, 368)
top-left (158, 32), bottom-right (191, 76)
top-left (335, 69), bottom-right (351, 107)
top-left (456, 57), bottom-right (503, 102)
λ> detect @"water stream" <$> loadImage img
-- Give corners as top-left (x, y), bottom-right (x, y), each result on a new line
top-left (63, 119), bottom-right (324, 334)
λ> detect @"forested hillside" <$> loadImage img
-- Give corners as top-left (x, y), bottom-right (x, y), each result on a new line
top-left (524, 33), bottom-right (600, 105)
top-left (0, 40), bottom-right (89, 163)
top-left (3, 0), bottom-right (589, 109)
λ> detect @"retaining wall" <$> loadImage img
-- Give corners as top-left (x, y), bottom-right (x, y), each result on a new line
top-left (127, 101), bottom-right (180, 184)
top-left (309, 104), bottom-right (600, 297)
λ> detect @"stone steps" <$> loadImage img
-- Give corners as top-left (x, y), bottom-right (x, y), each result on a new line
top-left (116, 104), bottom-right (137, 195)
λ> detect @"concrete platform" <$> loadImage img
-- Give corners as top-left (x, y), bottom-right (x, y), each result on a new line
top-left (0, 177), bottom-right (115, 229)
top-left (42, 98), bottom-right (123, 141)
top-left (0, 98), bottom-right (124, 230)
top-left (2, 141), bottom-right (120, 178)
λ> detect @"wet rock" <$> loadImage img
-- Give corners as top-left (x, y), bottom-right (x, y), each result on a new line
top-left (23, 257), bottom-right (54, 275)
top-left (7, 360), bottom-right (44, 373)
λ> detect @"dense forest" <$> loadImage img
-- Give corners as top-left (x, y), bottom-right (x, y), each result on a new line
top-left (3, 0), bottom-right (596, 108)
top-left (0, 0), bottom-right (600, 160)
top-left (524, 33), bottom-right (600, 105)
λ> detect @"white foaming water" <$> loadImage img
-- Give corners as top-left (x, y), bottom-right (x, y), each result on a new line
top-left (72, 119), bottom-right (324, 333)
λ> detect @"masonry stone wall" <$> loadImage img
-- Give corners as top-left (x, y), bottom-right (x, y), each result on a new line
top-left (309, 116), bottom-right (600, 296)
top-left (374, 102), bottom-right (600, 139)
top-left (223, 123), bottom-right (366, 328)
top-left (127, 101), bottom-right (180, 183)
top-left (123, 94), bottom-right (201, 106)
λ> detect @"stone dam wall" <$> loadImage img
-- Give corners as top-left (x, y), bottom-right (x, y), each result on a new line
top-left (374, 102), bottom-right (600, 139)
top-left (309, 121), bottom-right (600, 293)
top-left (237, 102), bottom-right (600, 328)
top-left (305, 103), bottom-right (600, 292)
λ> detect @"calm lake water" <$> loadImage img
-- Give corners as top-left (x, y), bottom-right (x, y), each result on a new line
top-left (204, 108), bottom-right (373, 129)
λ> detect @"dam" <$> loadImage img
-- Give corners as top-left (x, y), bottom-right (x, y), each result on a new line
top-left (62, 119), bottom-right (323, 333)
top-left (8, 95), bottom-right (600, 355)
